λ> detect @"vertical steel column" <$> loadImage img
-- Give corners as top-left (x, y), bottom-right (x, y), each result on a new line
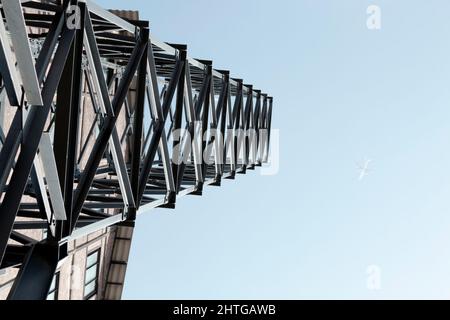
top-left (260, 94), bottom-right (268, 164)
top-left (145, 45), bottom-right (176, 204)
top-left (253, 90), bottom-right (262, 166)
top-left (7, 243), bottom-right (61, 300)
top-left (130, 26), bottom-right (149, 216)
top-left (241, 84), bottom-right (253, 173)
top-left (176, 63), bottom-right (209, 193)
top-left (264, 97), bottom-right (273, 163)
top-left (54, 2), bottom-right (86, 239)
top-left (171, 46), bottom-right (187, 192)
top-left (200, 62), bottom-right (212, 183)
top-left (217, 71), bottom-right (230, 178)
top-left (204, 73), bottom-right (222, 183)
top-left (231, 79), bottom-right (243, 178)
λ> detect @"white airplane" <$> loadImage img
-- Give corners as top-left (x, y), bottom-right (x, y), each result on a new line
top-left (357, 159), bottom-right (372, 181)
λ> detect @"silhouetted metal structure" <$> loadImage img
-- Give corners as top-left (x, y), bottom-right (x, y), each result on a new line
top-left (0, 0), bottom-right (273, 300)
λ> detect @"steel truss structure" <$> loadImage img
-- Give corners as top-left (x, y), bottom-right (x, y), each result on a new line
top-left (0, 0), bottom-right (273, 300)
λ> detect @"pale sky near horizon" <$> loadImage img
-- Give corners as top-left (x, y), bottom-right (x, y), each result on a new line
top-left (97, 0), bottom-right (450, 299)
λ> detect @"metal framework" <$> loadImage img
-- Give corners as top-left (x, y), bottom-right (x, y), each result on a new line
top-left (0, 0), bottom-right (273, 300)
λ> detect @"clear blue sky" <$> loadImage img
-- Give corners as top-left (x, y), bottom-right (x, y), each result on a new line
top-left (97, 0), bottom-right (450, 299)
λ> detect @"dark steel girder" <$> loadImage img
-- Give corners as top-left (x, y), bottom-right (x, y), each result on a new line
top-left (0, 0), bottom-right (273, 300)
